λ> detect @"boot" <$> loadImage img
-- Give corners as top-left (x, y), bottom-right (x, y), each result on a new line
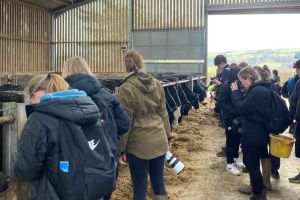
top-left (271, 169), bottom-right (280, 179)
top-left (261, 158), bottom-right (272, 190)
top-left (239, 174), bottom-right (252, 195)
top-left (238, 184), bottom-right (252, 195)
top-left (250, 189), bottom-right (267, 200)
top-left (153, 195), bottom-right (168, 200)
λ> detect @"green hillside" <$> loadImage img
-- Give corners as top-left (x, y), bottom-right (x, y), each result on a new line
top-left (207, 48), bottom-right (300, 84)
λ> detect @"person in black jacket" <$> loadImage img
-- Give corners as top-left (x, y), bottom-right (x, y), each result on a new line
top-left (64, 73), bottom-right (130, 158)
top-left (288, 79), bottom-right (300, 183)
top-left (14, 74), bottom-right (115, 200)
top-left (231, 67), bottom-right (271, 200)
top-left (214, 55), bottom-right (245, 175)
top-left (217, 64), bottom-right (245, 175)
top-left (254, 66), bottom-right (280, 187)
top-left (62, 56), bottom-right (130, 138)
top-left (62, 57), bottom-right (130, 200)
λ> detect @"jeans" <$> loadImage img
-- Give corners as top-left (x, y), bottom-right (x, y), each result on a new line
top-left (243, 145), bottom-right (268, 195)
top-left (296, 124), bottom-right (300, 158)
top-left (127, 153), bottom-right (167, 200)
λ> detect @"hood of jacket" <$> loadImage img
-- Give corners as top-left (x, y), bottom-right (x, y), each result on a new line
top-left (250, 80), bottom-right (272, 90)
top-left (31, 89), bottom-right (100, 125)
top-left (65, 73), bottom-right (102, 96)
top-left (123, 72), bottom-right (157, 93)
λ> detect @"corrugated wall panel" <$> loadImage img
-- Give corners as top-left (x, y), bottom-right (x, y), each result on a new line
top-left (133, 0), bottom-right (205, 31)
top-left (0, 0), bottom-right (51, 73)
top-left (54, 0), bottom-right (128, 73)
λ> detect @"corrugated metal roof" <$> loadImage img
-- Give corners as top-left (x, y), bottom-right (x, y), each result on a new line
top-left (21, 0), bottom-right (88, 11)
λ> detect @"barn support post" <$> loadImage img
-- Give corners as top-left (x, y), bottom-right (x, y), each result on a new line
top-left (2, 103), bottom-right (26, 178)
top-left (128, 0), bottom-right (133, 51)
top-left (50, 14), bottom-right (56, 72)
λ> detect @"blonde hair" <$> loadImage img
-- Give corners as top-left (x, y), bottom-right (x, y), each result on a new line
top-left (25, 73), bottom-right (69, 103)
top-left (238, 67), bottom-right (261, 83)
top-left (124, 50), bottom-right (145, 73)
top-left (62, 56), bottom-right (93, 78)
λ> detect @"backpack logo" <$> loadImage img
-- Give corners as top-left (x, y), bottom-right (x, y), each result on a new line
top-left (59, 161), bottom-right (69, 173)
top-left (88, 139), bottom-right (100, 150)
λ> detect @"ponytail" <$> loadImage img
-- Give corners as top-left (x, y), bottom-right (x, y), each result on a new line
top-left (124, 50), bottom-right (145, 73)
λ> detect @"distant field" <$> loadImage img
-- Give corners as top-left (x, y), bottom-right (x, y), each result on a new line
top-left (208, 48), bottom-right (300, 68)
top-left (207, 48), bottom-right (299, 85)
top-left (207, 67), bottom-right (293, 86)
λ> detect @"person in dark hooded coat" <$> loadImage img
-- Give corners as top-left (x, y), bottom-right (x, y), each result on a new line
top-left (62, 57), bottom-right (130, 200)
top-left (62, 57), bottom-right (130, 159)
top-left (14, 74), bottom-right (115, 200)
top-left (62, 57), bottom-right (130, 138)
top-left (214, 55), bottom-right (244, 175)
top-left (288, 79), bottom-right (300, 183)
top-left (64, 73), bottom-right (130, 159)
top-left (254, 66), bottom-right (280, 187)
top-left (231, 67), bottom-right (271, 200)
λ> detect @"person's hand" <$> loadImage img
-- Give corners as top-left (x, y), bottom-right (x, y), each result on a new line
top-left (213, 79), bottom-right (221, 85)
top-left (168, 136), bottom-right (174, 149)
top-left (119, 154), bottom-right (127, 165)
top-left (231, 82), bottom-right (238, 91)
top-left (168, 141), bottom-right (172, 149)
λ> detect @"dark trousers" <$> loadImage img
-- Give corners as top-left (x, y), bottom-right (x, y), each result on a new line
top-left (127, 153), bottom-right (167, 200)
top-left (296, 124), bottom-right (300, 158)
top-left (271, 155), bottom-right (280, 171)
top-left (243, 145), bottom-right (267, 195)
top-left (224, 118), bottom-right (240, 164)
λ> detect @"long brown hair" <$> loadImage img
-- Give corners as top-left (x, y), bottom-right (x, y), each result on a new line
top-left (238, 67), bottom-right (261, 83)
top-left (124, 50), bottom-right (145, 73)
top-left (25, 73), bottom-right (69, 103)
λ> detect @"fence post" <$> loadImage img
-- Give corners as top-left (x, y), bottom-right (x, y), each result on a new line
top-left (188, 77), bottom-right (194, 92)
top-left (128, 0), bottom-right (133, 50)
top-left (2, 103), bottom-right (26, 178)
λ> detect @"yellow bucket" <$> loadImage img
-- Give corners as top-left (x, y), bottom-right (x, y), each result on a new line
top-left (270, 134), bottom-right (295, 158)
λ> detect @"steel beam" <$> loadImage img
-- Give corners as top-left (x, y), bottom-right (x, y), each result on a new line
top-left (207, 2), bottom-right (300, 14)
top-left (52, 0), bottom-right (97, 17)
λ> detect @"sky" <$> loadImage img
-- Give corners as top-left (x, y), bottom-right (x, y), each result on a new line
top-left (208, 14), bottom-right (300, 53)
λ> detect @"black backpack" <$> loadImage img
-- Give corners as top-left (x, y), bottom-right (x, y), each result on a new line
top-left (266, 91), bottom-right (290, 134)
top-left (90, 93), bottom-right (120, 161)
top-left (57, 119), bottom-right (117, 200)
top-left (281, 80), bottom-right (289, 98)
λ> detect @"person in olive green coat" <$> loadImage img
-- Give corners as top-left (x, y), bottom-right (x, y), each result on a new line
top-left (118, 50), bottom-right (172, 200)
